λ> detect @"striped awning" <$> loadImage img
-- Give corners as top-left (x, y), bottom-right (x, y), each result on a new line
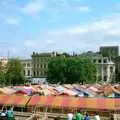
top-left (0, 94), bottom-right (10, 105)
top-left (0, 94), bottom-right (30, 106)
top-left (28, 96), bottom-right (120, 110)
top-left (0, 94), bottom-right (119, 110)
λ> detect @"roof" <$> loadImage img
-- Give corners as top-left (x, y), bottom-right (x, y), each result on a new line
top-left (0, 94), bottom-right (119, 110)
top-left (0, 94), bottom-right (30, 106)
top-left (0, 87), bottom-right (17, 94)
top-left (27, 96), bottom-right (120, 110)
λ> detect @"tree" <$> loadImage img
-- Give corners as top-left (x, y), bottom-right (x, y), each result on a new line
top-left (6, 58), bottom-right (25, 85)
top-left (47, 56), bottom-right (97, 84)
top-left (47, 57), bottom-right (66, 84)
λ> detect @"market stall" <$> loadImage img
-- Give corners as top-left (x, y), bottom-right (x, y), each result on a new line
top-left (0, 94), bottom-right (31, 112)
top-left (27, 95), bottom-right (120, 119)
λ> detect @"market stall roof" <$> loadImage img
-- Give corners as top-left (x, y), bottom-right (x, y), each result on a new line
top-left (0, 94), bottom-right (10, 105)
top-left (28, 96), bottom-right (120, 110)
top-left (0, 94), bottom-right (30, 106)
top-left (0, 88), bottom-right (16, 95)
top-left (5, 95), bottom-right (31, 106)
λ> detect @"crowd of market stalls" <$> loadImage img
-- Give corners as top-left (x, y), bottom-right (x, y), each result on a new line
top-left (0, 84), bottom-right (120, 119)
top-left (0, 83), bottom-right (120, 98)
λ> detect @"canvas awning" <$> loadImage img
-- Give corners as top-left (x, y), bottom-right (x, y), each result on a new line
top-left (0, 94), bottom-right (10, 105)
top-left (0, 94), bottom-right (30, 106)
top-left (0, 94), bottom-right (119, 110)
top-left (28, 96), bottom-right (120, 110)
top-left (5, 95), bottom-right (30, 106)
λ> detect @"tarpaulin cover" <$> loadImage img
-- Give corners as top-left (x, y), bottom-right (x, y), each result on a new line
top-left (28, 96), bottom-right (120, 110)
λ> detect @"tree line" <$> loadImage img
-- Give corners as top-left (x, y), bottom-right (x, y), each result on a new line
top-left (0, 57), bottom-right (97, 86)
top-left (0, 59), bottom-right (24, 86)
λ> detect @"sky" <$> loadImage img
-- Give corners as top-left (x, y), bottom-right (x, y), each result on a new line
top-left (0, 0), bottom-right (120, 58)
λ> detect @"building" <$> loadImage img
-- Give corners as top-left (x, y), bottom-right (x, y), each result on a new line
top-left (113, 56), bottom-right (120, 82)
top-left (93, 57), bottom-right (115, 82)
top-left (0, 56), bottom-right (8, 66)
top-left (0, 57), bottom-right (8, 72)
top-left (100, 46), bottom-right (119, 59)
top-left (31, 52), bottom-right (67, 78)
top-left (21, 59), bottom-right (33, 78)
top-left (31, 52), bottom-right (55, 78)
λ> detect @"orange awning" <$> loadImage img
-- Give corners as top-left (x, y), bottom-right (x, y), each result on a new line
top-left (28, 96), bottom-right (120, 110)
top-left (0, 94), bottom-right (10, 105)
top-left (5, 95), bottom-right (30, 106)
top-left (0, 94), bottom-right (30, 106)
top-left (27, 96), bottom-right (47, 106)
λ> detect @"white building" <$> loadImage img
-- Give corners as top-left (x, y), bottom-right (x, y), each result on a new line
top-left (21, 59), bottom-right (33, 78)
top-left (0, 56), bottom-right (8, 66)
top-left (0, 57), bottom-right (8, 72)
top-left (93, 57), bottom-right (115, 82)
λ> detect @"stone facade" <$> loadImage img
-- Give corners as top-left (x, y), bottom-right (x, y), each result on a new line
top-left (31, 52), bottom-right (68, 78)
top-left (31, 52), bottom-right (57, 78)
top-left (93, 57), bottom-right (115, 82)
top-left (21, 59), bottom-right (33, 78)
top-left (21, 51), bottom-right (116, 83)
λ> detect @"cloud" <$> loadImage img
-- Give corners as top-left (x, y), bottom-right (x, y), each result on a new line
top-left (0, 0), bottom-right (20, 26)
top-left (36, 13), bottom-right (120, 53)
top-left (5, 17), bottom-right (19, 25)
top-left (24, 40), bottom-right (37, 48)
top-left (76, 6), bottom-right (91, 12)
top-left (22, 0), bottom-right (91, 17)
top-left (17, 13), bottom-right (120, 57)
top-left (44, 40), bottom-right (55, 45)
top-left (22, 0), bottom-right (44, 15)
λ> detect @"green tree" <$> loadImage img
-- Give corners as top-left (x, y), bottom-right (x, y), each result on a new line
top-left (47, 57), bottom-right (66, 84)
top-left (6, 58), bottom-right (25, 85)
top-left (47, 56), bottom-right (97, 84)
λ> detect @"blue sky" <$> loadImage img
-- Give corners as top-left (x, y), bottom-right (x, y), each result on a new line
top-left (0, 0), bottom-right (120, 58)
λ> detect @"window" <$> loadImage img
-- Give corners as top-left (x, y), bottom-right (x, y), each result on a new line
top-left (41, 64), bottom-right (43, 68)
top-left (104, 76), bottom-right (108, 81)
top-left (98, 59), bottom-right (101, 63)
top-left (27, 70), bottom-right (30, 76)
top-left (27, 63), bottom-right (30, 67)
top-left (36, 64), bottom-right (39, 68)
top-left (24, 70), bottom-right (26, 76)
top-left (34, 71), bottom-right (36, 76)
top-left (44, 64), bottom-right (47, 68)
top-left (37, 71), bottom-right (39, 76)
top-left (110, 67), bottom-right (113, 73)
top-left (103, 59), bottom-right (107, 63)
